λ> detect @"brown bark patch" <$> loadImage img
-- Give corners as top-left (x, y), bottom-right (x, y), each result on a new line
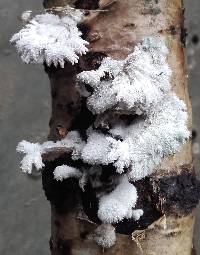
top-left (150, 167), bottom-right (200, 216)
top-left (43, 160), bottom-right (200, 233)
top-left (78, 52), bottom-right (107, 71)
top-left (74, 0), bottom-right (99, 9)
top-left (192, 248), bottom-right (197, 255)
top-left (141, 7), bottom-right (161, 16)
top-left (57, 239), bottom-right (73, 255)
top-left (81, 165), bottom-right (200, 235)
top-left (49, 238), bottom-right (73, 255)
top-left (44, 63), bottom-right (81, 141)
top-left (42, 156), bottom-right (82, 214)
top-left (43, 0), bottom-right (74, 8)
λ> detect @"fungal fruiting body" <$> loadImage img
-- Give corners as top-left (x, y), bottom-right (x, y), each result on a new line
top-left (16, 37), bottom-right (190, 248)
top-left (16, 131), bottom-right (85, 173)
top-left (77, 37), bottom-right (172, 114)
top-left (93, 224), bottom-right (116, 248)
top-left (98, 176), bottom-right (139, 224)
top-left (10, 7), bottom-right (88, 67)
top-left (77, 37), bottom-right (189, 180)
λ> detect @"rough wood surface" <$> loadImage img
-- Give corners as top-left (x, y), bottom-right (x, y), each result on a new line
top-left (42, 0), bottom-right (199, 254)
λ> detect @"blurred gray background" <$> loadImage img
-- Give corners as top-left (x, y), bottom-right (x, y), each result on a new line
top-left (0, 1), bottom-right (199, 254)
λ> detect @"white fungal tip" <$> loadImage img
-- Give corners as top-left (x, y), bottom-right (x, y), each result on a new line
top-left (53, 165), bottom-right (82, 181)
top-left (21, 10), bottom-right (32, 22)
top-left (93, 224), bottom-right (116, 248)
top-left (11, 8), bottom-right (88, 67)
top-left (98, 177), bottom-right (138, 223)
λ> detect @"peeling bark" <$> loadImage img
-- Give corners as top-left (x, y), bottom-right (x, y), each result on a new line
top-left (42, 0), bottom-right (199, 254)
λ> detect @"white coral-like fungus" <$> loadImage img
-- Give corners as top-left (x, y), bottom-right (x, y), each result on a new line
top-left (16, 141), bottom-right (44, 174)
top-left (54, 165), bottom-right (82, 181)
top-left (17, 36), bottom-right (190, 249)
top-left (131, 209), bottom-right (144, 221)
top-left (11, 7), bottom-right (88, 67)
top-left (77, 37), bottom-right (171, 114)
top-left (53, 165), bottom-right (87, 190)
top-left (98, 177), bottom-right (139, 223)
top-left (78, 37), bottom-right (190, 180)
top-left (81, 94), bottom-right (189, 180)
top-left (93, 224), bottom-right (116, 248)
top-left (16, 131), bottom-right (85, 174)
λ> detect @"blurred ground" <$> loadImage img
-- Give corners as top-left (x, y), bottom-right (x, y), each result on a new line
top-left (0, 1), bottom-right (199, 254)
top-left (0, 1), bottom-right (50, 254)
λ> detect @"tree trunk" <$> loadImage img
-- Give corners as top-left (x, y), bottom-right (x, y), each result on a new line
top-left (42, 0), bottom-right (200, 254)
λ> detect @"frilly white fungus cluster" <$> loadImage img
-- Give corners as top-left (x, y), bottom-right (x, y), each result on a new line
top-left (98, 176), bottom-right (142, 223)
top-left (16, 37), bottom-right (190, 248)
top-left (16, 131), bottom-right (85, 173)
top-left (10, 7), bottom-right (88, 67)
top-left (77, 37), bottom-right (189, 180)
top-left (81, 94), bottom-right (189, 180)
top-left (53, 165), bottom-right (87, 191)
top-left (77, 37), bottom-right (172, 114)
top-left (93, 224), bottom-right (116, 248)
